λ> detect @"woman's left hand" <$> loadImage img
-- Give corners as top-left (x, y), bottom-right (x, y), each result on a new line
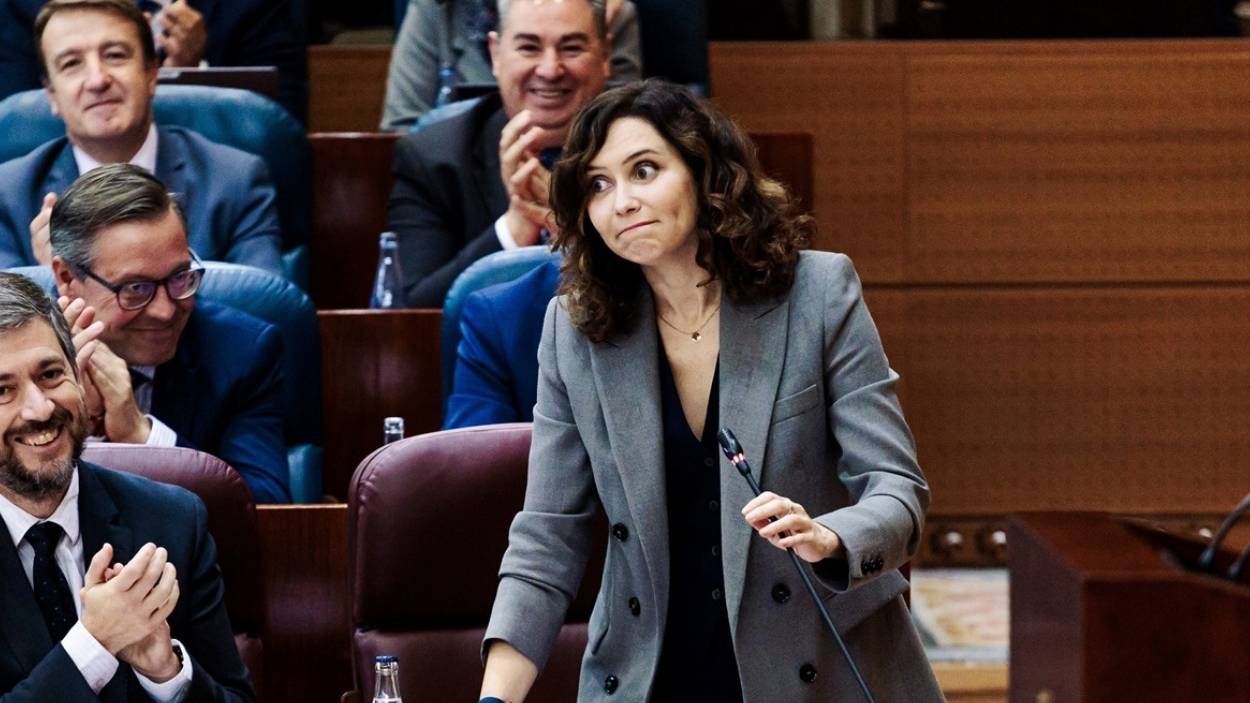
top-left (742, 491), bottom-right (845, 564)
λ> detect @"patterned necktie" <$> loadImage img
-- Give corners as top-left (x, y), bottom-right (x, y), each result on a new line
top-left (24, 522), bottom-right (78, 642)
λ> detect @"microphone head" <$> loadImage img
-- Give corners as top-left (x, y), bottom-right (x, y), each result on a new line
top-left (717, 427), bottom-right (741, 459)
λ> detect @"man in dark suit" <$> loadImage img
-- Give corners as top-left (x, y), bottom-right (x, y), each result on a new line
top-left (0, 270), bottom-right (254, 701)
top-left (0, 0), bottom-right (306, 121)
top-left (388, 0), bottom-right (610, 308)
top-left (49, 164), bottom-right (290, 503)
top-left (444, 257), bottom-right (558, 429)
top-left (0, 0), bottom-right (283, 275)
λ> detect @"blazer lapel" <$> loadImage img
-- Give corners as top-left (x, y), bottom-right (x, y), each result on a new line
top-left (30, 145), bottom-right (80, 263)
top-left (589, 289), bottom-right (670, 629)
top-left (152, 312), bottom-right (199, 437)
top-left (718, 293), bottom-right (789, 631)
top-left (472, 106), bottom-right (510, 217)
top-left (154, 128), bottom-right (191, 217)
top-left (0, 514), bottom-right (53, 676)
top-left (77, 464), bottom-right (135, 701)
top-left (78, 463), bottom-right (135, 574)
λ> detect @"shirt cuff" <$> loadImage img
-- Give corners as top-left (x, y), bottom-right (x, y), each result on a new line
top-left (134, 639), bottom-right (194, 703)
top-left (494, 215), bottom-right (519, 250)
top-left (144, 415), bottom-right (178, 447)
top-left (62, 621), bottom-right (119, 694)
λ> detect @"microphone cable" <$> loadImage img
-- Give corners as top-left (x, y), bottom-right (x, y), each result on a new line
top-left (1198, 490), bottom-right (1250, 575)
top-left (718, 427), bottom-right (876, 703)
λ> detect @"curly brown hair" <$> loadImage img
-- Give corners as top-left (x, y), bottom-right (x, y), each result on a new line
top-left (550, 79), bottom-right (812, 343)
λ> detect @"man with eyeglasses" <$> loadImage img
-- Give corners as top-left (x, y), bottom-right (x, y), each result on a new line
top-left (47, 163), bottom-right (290, 503)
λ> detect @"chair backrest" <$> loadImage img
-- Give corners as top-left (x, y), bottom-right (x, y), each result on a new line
top-left (348, 423), bottom-right (605, 701)
top-left (0, 86), bottom-right (311, 257)
top-left (410, 95), bottom-right (484, 133)
top-left (80, 444), bottom-right (266, 685)
top-left (197, 262), bottom-right (322, 449)
top-left (6, 262), bottom-right (323, 501)
top-left (440, 246), bottom-right (561, 409)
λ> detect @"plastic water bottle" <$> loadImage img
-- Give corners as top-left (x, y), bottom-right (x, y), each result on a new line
top-left (435, 63), bottom-right (457, 107)
top-left (369, 232), bottom-right (405, 309)
top-left (372, 655), bottom-right (402, 703)
top-left (383, 417), bottom-right (405, 445)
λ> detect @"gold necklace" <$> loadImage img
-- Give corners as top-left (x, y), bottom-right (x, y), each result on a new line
top-left (657, 303), bottom-right (721, 342)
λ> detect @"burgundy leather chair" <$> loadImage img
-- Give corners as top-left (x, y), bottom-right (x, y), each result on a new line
top-left (81, 444), bottom-right (266, 696)
top-left (347, 423), bottom-right (606, 701)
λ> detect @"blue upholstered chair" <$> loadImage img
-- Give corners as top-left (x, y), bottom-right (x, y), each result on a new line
top-left (440, 246), bottom-right (560, 412)
top-left (7, 263), bottom-right (324, 503)
top-left (410, 94), bottom-right (484, 133)
top-left (0, 86), bottom-right (312, 286)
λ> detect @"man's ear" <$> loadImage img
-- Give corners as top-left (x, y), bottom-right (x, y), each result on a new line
top-left (51, 256), bottom-right (75, 297)
top-left (45, 85), bottom-right (60, 117)
top-left (488, 31), bottom-right (502, 80)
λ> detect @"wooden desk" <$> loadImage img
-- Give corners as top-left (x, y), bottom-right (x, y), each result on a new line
top-left (1010, 512), bottom-right (1250, 702)
top-left (319, 309), bottom-right (443, 499)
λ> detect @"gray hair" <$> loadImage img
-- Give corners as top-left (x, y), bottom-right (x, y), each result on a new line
top-left (0, 272), bottom-right (78, 376)
top-left (497, 0), bottom-right (607, 40)
top-left (50, 163), bottom-right (183, 270)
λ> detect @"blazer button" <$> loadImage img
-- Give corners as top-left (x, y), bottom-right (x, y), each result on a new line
top-left (771, 583), bottom-right (791, 604)
top-left (612, 523), bottom-right (629, 542)
top-left (628, 597), bottom-right (641, 616)
top-left (604, 675), bottom-right (619, 694)
top-left (799, 663), bottom-right (818, 684)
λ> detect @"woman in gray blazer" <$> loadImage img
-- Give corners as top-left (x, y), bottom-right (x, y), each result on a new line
top-left (480, 80), bottom-right (944, 702)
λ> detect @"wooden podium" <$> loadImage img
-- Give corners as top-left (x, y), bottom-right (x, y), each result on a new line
top-left (1008, 513), bottom-right (1250, 703)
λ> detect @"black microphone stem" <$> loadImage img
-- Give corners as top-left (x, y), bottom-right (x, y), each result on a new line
top-left (718, 428), bottom-right (876, 703)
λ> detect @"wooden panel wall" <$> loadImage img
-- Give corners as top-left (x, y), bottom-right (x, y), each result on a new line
top-left (308, 46), bottom-right (392, 132)
top-left (710, 40), bottom-right (1250, 285)
top-left (710, 41), bottom-right (1250, 527)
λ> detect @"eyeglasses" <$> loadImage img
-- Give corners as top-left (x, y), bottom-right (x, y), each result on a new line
top-left (73, 251), bottom-right (205, 311)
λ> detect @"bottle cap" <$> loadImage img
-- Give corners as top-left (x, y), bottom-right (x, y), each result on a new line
top-left (375, 655), bottom-right (398, 665)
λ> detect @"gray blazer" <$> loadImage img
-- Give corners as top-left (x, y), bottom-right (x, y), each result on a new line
top-left (485, 251), bottom-right (944, 702)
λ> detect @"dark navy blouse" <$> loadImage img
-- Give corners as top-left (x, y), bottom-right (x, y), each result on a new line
top-left (650, 350), bottom-right (744, 702)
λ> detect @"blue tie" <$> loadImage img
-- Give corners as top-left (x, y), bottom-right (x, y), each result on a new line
top-left (24, 522), bottom-right (77, 642)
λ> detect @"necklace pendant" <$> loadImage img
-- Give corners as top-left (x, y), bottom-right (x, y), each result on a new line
top-left (691, 331), bottom-right (702, 342)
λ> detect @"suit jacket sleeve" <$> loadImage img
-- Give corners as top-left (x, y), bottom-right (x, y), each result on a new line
top-left (483, 298), bottom-right (598, 671)
top-left (198, 0), bottom-right (308, 123)
top-left (810, 255), bottom-right (928, 592)
top-left (218, 156), bottom-right (284, 276)
top-left (389, 136), bottom-right (503, 308)
top-left (381, 0), bottom-right (444, 130)
top-left (444, 290), bottom-right (521, 429)
top-left (190, 323), bottom-right (290, 504)
top-left (0, 646), bottom-right (107, 702)
top-left (0, 0), bottom-right (41, 101)
top-left (178, 496), bottom-right (256, 702)
top-left (0, 198), bottom-right (32, 270)
top-left (608, 3), bottom-right (642, 83)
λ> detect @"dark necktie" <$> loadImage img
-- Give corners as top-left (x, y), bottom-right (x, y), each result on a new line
top-left (135, 0), bottom-right (165, 15)
top-left (24, 522), bottom-right (78, 642)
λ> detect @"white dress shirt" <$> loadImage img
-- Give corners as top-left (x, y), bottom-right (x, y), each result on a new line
top-left (71, 124), bottom-right (159, 175)
top-left (0, 468), bottom-right (193, 700)
top-left (130, 365), bottom-right (178, 447)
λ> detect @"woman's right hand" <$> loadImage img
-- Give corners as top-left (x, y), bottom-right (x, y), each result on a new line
top-left (480, 640), bottom-right (539, 703)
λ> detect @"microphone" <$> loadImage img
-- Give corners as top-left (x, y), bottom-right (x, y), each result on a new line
top-left (1198, 490), bottom-right (1250, 575)
top-left (717, 428), bottom-right (876, 703)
